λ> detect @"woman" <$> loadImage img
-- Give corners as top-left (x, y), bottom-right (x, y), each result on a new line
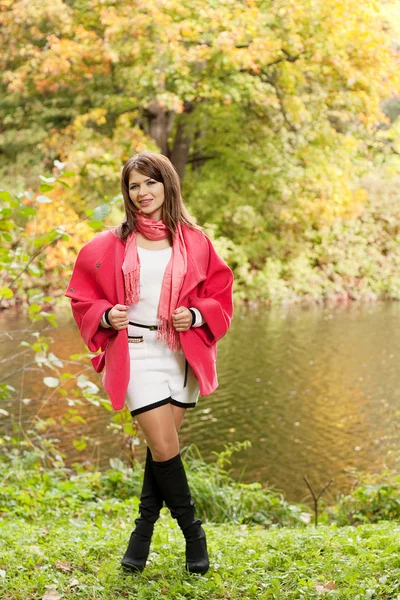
top-left (65, 151), bottom-right (234, 575)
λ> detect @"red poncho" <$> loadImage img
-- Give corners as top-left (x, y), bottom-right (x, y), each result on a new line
top-left (65, 226), bottom-right (234, 410)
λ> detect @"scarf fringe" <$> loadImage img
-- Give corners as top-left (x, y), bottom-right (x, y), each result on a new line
top-left (124, 266), bottom-right (140, 306)
top-left (157, 316), bottom-right (181, 352)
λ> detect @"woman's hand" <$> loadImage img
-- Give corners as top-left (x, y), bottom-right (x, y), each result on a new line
top-left (109, 304), bottom-right (129, 330)
top-left (172, 306), bottom-right (192, 332)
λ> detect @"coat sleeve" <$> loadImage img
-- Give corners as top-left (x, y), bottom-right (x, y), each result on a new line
top-left (65, 244), bottom-right (115, 353)
top-left (188, 235), bottom-right (234, 347)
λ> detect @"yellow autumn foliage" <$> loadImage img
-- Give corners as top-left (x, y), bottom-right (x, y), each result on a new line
top-left (25, 191), bottom-right (94, 276)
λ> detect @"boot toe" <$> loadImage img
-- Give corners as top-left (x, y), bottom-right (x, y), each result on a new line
top-left (186, 557), bottom-right (210, 574)
top-left (121, 556), bottom-right (146, 573)
top-left (121, 524), bottom-right (153, 573)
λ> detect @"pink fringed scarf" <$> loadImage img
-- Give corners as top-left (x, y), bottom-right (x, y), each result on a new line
top-left (122, 214), bottom-right (187, 352)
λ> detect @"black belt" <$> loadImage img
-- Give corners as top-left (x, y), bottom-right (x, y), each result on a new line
top-left (129, 321), bottom-right (158, 331)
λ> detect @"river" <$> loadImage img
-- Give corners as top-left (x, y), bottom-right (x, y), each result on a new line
top-left (2, 301), bottom-right (400, 505)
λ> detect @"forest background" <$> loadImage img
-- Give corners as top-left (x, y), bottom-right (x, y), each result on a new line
top-left (1, 0), bottom-right (400, 309)
top-left (2, 3), bottom-right (400, 596)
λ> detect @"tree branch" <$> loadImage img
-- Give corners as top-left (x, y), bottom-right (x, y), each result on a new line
top-left (303, 475), bottom-right (334, 527)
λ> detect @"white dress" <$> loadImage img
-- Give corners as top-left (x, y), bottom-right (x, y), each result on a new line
top-left (125, 246), bottom-right (200, 416)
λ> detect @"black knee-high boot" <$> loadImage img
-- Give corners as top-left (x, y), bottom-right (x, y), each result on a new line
top-left (151, 453), bottom-right (209, 574)
top-left (121, 447), bottom-right (164, 572)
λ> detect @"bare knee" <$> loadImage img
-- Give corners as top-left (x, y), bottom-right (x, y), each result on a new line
top-left (135, 404), bottom-right (180, 462)
top-left (149, 438), bottom-right (179, 462)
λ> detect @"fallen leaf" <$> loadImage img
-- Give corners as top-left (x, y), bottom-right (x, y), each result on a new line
top-left (55, 560), bottom-right (72, 572)
top-left (69, 579), bottom-right (79, 587)
top-left (27, 545), bottom-right (43, 556)
top-left (315, 581), bottom-right (338, 595)
top-left (42, 590), bottom-right (62, 600)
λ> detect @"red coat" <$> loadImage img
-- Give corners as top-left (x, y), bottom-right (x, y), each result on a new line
top-left (65, 225), bottom-right (234, 410)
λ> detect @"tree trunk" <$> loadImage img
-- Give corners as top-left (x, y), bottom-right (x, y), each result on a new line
top-left (169, 117), bottom-right (192, 180)
top-left (145, 100), bottom-right (174, 156)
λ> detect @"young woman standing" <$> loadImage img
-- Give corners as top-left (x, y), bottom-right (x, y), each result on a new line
top-left (65, 151), bottom-right (234, 575)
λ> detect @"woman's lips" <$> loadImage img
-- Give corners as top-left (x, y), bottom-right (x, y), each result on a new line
top-left (140, 199), bottom-right (152, 206)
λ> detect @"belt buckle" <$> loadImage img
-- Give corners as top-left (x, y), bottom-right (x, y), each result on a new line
top-left (149, 325), bottom-right (157, 331)
top-left (128, 336), bottom-right (144, 343)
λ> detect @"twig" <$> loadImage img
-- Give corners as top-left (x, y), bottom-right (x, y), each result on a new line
top-left (303, 476), bottom-right (334, 526)
top-left (5, 216), bottom-right (88, 290)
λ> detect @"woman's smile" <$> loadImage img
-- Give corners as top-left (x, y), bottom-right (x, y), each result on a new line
top-left (128, 169), bottom-right (165, 220)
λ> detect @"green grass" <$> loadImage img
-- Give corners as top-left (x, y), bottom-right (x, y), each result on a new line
top-left (2, 441), bottom-right (400, 598)
top-left (2, 512), bottom-right (400, 599)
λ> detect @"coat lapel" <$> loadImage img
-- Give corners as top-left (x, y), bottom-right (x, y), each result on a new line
top-left (178, 250), bottom-right (205, 304)
top-left (113, 236), bottom-right (126, 305)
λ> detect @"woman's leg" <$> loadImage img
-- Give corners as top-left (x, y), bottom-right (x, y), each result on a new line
top-left (135, 403), bottom-right (180, 461)
top-left (121, 445), bottom-right (164, 572)
top-left (122, 403), bottom-right (177, 572)
top-left (171, 404), bottom-right (187, 433)
top-left (135, 403), bottom-right (186, 436)
top-left (135, 403), bottom-right (208, 574)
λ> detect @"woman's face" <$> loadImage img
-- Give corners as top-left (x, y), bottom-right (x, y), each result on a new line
top-left (128, 169), bottom-right (165, 221)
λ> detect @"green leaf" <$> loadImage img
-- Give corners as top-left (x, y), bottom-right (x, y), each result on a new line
top-left (29, 304), bottom-right (42, 313)
top-left (0, 191), bottom-right (11, 202)
top-left (43, 377), bottom-right (59, 388)
top-left (69, 353), bottom-right (91, 360)
top-left (28, 265), bottom-right (41, 277)
top-left (92, 204), bottom-right (110, 221)
top-left (88, 220), bottom-right (103, 230)
top-left (39, 184), bottom-right (55, 193)
top-left (73, 438), bottom-right (87, 451)
top-left (58, 180), bottom-right (70, 189)
top-left (0, 286), bottom-right (13, 299)
top-left (32, 342), bottom-right (45, 352)
top-left (45, 314), bottom-right (58, 326)
top-left (19, 207), bottom-right (36, 217)
top-left (33, 231), bottom-right (57, 247)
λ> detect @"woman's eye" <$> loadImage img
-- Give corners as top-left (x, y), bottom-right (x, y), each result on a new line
top-left (130, 181), bottom-right (155, 190)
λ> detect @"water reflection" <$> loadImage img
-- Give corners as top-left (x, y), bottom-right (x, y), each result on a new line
top-left (2, 301), bottom-right (400, 504)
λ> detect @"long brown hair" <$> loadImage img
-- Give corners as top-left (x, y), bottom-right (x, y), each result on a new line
top-left (116, 151), bottom-right (201, 241)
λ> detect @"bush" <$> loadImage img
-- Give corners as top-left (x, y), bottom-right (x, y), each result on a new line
top-left (0, 437), bottom-right (312, 527)
top-left (327, 467), bottom-right (400, 526)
